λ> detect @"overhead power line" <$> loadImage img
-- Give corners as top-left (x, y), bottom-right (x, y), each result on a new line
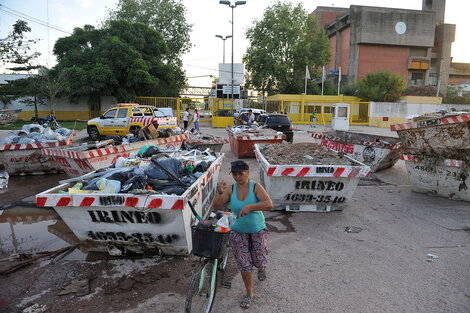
top-left (0, 4), bottom-right (72, 35)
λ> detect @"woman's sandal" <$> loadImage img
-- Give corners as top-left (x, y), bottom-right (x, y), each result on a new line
top-left (258, 269), bottom-right (266, 281)
top-left (240, 295), bottom-right (252, 309)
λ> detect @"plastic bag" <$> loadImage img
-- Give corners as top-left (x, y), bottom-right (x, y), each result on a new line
top-left (18, 137), bottom-right (36, 144)
top-left (215, 212), bottom-right (230, 232)
top-left (97, 178), bottom-right (121, 193)
top-left (141, 146), bottom-right (160, 158)
top-left (144, 158), bottom-right (184, 180)
top-left (121, 174), bottom-right (148, 193)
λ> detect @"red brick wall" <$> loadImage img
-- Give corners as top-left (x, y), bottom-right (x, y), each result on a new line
top-left (340, 27), bottom-right (350, 75)
top-left (449, 77), bottom-right (470, 84)
top-left (357, 45), bottom-right (409, 82)
top-left (320, 12), bottom-right (346, 28)
top-left (329, 35), bottom-right (336, 71)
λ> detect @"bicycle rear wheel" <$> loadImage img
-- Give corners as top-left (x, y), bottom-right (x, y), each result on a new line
top-left (185, 259), bottom-right (217, 313)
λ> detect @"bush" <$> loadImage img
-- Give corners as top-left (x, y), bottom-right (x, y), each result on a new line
top-left (443, 86), bottom-right (470, 104)
top-left (356, 71), bottom-right (405, 102)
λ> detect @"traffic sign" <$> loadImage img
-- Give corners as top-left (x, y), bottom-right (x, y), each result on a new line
top-left (235, 99), bottom-right (243, 111)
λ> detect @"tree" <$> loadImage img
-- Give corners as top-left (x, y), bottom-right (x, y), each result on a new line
top-left (0, 20), bottom-right (40, 71)
top-left (442, 86), bottom-right (470, 104)
top-left (243, 1), bottom-right (331, 96)
top-left (53, 20), bottom-right (182, 102)
top-left (356, 71), bottom-right (406, 102)
top-left (104, 0), bottom-right (192, 63)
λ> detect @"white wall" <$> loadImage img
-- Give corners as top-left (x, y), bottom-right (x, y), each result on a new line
top-left (370, 102), bottom-right (470, 118)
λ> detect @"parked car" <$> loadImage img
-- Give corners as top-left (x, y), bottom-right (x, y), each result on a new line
top-left (238, 108), bottom-right (266, 115)
top-left (234, 112), bottom-right (262, 126)
top-left (257, 114), bottom-right (294, 142)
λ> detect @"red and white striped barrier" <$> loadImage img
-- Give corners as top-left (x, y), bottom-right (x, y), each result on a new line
top-left (128, 116), bottom-right (178, 127)
top-left (391, 114), bottom-right (470, 131)
top-left (401, 154), bottom-right (466, 168)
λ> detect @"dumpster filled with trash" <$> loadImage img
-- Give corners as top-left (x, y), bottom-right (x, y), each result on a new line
top-left (0, 124), bottom-right (74, 175)
top-left (227, 126), bottom-right (285, 158)
top-left (254, 142), bottom-right (370, 212)
top-left (0, 109), bottom-right (22, 125)
top-left (183, 133), bottom-right (228, 152)
top-left (392, 113), bottom-right (469, 202)
top-left (391, 113), bottom-right (469, 159)
top-left (43, 132), bottom-right (189, 177)
top-left (36, 150), bottom-right (224, 255)
top-left (310, 130), bottom-right (401, 172)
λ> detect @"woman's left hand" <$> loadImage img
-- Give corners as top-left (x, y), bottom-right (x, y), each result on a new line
top-left (239, 205), bottom-right (252, 217)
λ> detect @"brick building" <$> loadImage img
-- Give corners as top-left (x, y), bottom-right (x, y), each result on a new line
top-left (312, 0), bottom-right (460, 93)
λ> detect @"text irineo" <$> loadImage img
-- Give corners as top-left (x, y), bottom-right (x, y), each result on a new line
top-left (87, 210), bottom-right (162, 224)
top-left (295, 180), bottom-right (344, 191)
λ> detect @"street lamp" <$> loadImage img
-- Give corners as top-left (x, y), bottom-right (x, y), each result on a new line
top-left (215, 35), bottom-right (232, 64)
top-left (219, 0), bottom-right (246, 116)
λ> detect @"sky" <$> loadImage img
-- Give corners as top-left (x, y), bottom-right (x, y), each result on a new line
top-left (1, 0), bottom-right (469, 87)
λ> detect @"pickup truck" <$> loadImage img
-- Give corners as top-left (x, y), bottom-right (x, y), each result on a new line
top-left (87, 104), bottom-right (177, 140)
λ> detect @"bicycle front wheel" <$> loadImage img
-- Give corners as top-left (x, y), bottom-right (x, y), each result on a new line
top-left (185, 259), bottom-right (217, 313)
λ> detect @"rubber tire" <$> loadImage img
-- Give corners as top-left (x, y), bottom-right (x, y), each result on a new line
top-left (130, 126), bottom-right (140, 138)
top-left (185, 260), bottom-right (217, 313)
top-left (88, 126), bottom-right (100, 141)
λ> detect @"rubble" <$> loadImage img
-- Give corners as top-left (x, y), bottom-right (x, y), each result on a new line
top-left (261, 142), bottom-right (354, 165)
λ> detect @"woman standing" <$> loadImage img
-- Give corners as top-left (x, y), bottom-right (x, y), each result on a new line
top-left (213, 160), bottom-right (273, 309)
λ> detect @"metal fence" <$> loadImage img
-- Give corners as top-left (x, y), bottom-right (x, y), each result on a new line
top-left (135, 96), bottom-right (369, 126)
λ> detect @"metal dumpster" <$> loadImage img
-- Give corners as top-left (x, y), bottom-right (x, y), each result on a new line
top-left (254, 144), bottom-right (370, 212)
top-left (391, 113), bottom-right (470, 159)
top-left (36, 153), bottom-right (224, 255)
top-left (0, 132), bottom-right (75, 175)
top-left (402, 154), bottom-right (469, 202)
top-left (310, 130), bottom-right (401, 172)
top-left (227, 126), bottom-right (285, 158)
top-left (42, 134), bottom-right (188, 177)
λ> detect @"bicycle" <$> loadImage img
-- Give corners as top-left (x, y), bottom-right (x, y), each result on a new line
top-left (185, 201), bottom-right (232, 313)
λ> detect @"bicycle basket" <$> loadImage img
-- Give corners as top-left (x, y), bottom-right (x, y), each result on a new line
top-left (191, 226), bottom-right (229, 259)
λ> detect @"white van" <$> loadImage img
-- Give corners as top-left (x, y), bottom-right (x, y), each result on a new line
top-left (238, 108), bottom-right (266, 115)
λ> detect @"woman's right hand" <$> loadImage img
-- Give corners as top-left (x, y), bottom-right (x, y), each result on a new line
top-left (218, 180), bottom-right (226, 193)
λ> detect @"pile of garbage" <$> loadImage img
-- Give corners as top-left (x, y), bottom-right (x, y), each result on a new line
top-left (183, 133), bottom-right (228, 150)
top-left (405, 110), bottom-right (469, 123)
top-left (261, 142), bottom-right (354, 166)
top-left (0, 124), bottom-right (73, 145)
top-left (104, 127), bottom-right (184, 145)
top-left (229, 125), bottom-right (282, 137)
top-left (62, 147), bottom-right (217, 196)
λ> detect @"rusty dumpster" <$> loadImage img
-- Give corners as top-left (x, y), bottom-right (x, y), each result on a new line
top-left (227, 126), bottom-right (285, 158)
top-left (310, 130), bottom-right (401, 172)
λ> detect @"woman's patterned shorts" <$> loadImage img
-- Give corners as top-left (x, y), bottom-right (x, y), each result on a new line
top-left (229, 228), bottom-right (268, 273)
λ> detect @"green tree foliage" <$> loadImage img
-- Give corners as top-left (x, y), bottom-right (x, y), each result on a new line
top-left (356, 71), bottom-right (405, 102)
top-left (243, 1), bottom-right (331, 96)
top-left (442, 86), bottom-right (470, 104)
top-left (0, 20), bottom-right (40, 71)
top-left (53, 21), bottom-right (182, 101)
top-left (104, 0), bottom-right (192, 62)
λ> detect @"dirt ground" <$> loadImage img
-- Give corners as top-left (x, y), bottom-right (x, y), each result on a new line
top-left (1, 124), bottom-right (469, 313)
